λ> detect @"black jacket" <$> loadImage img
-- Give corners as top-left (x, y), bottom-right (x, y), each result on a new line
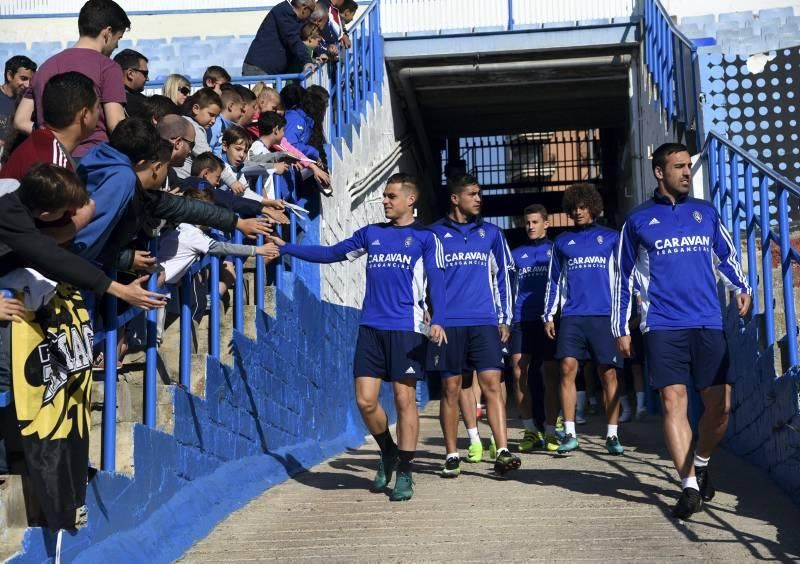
top-left (0, 192), bottom-right (112, 294)
top-left (104, 185), bottom-right (238, 271)
top-left (244, 1), bottom-right (311, 74)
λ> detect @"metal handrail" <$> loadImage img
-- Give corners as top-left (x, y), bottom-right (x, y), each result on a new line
top-left (703, 130), bottom-right (800, 368)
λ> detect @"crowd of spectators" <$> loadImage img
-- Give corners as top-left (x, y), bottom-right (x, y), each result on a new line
top-left (0, 0), bottom-right (356, 530)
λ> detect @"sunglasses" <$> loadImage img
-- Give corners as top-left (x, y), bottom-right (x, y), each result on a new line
top-left (179, 86), bottom-right (191, 96)
top-left (129, 68), bottom-right (149, 80)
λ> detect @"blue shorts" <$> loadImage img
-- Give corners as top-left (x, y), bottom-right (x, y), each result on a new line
top-left (644, 329), bottom-right (729, 390)
top-left (556, 315), bottom-right (622, 368)
top-left (353, 326), bottom-right (428, 382)
top-left (427, 325), bottom-right (504, 377)
top-left (511, 320), bottom-right (556, 361)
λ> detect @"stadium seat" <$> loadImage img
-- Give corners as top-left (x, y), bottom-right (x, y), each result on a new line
top-left (718, 11), bottom-right (755, 27)
top-left (680, 23), bottom-right (707, 38)
top-left (759, 7), bottom-right (794, 23)
top-left (135, 38), bottom-right (167, 52)
top-left (117, 39), bottom-right (135, 50)
top-left (681, 14), bottom-right (715, 28)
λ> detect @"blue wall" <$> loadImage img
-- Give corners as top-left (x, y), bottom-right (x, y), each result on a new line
top-left (11, 274), bottom-right (399, 563)
top-left (724, 305), bottom-right (800, 504)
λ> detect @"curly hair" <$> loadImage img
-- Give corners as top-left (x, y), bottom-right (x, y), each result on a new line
top-left (562, 182), bottom-right (603, 219)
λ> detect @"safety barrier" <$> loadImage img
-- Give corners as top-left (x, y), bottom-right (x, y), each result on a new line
top-left (643, 0), bottom-right (702, 146)
top-left (98, 0), bottom-right (382, 471)
top-left (704, 131), bottom-right (800, 369)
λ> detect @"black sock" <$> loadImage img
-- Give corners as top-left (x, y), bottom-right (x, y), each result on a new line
top-left (398, 450), bottom-right (414, 473)
top-left (373, 429), bottom-right (396, 455)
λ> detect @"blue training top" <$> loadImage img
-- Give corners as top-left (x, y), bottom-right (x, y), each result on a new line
top-left (511, 238), bottom-right (553, 323)
top-left (428, 216), bottom-right (514, 327)
top-left (543, 223), bottom-right (619, 321)
top-left (281, 222), bottom-right (446, 333)
top-left (612, 190), bottom-right (750, 336)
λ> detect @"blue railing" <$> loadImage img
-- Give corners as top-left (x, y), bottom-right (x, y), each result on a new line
top-left (704, 131), bottom-right (800, 369)
top-left (643, 0), bottom-right (702, 146)
top-left (97, 0), bottom-right (383, 472)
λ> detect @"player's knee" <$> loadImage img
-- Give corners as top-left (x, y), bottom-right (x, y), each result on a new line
top-left (441, 377), bottom-right (461, 398)
top-left (661, 387), bottom-right (687, 414)
top-left (356, 394), bottom-right (378, 415)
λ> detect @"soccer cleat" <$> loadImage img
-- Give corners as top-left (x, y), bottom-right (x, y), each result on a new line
top-left (672, 487), bottom-right (703, 519)
top-left (371, 447), bottom-right (399, 492)
top-left (519, 429), bottom-right (545, 453)
top-left (557, 434), bottom-right (579, 454)
top-left (494, 450), bottom-right (522, 474)
top-left (695, 467), bottom-right (716, 502)
top-left (545, 432), bottom-right (561, 452)
top-left (575, 412), bottom-right (587, 425)
top-left (466, 441), bottom-right (483, 463)
top-left (605, 436), bottom-right (625, 455)
top-left (441, 456), bottom-right (461, 478)
top-left (487, 436), bottom-right (498, 460)
top-left (556, 414), bottom-right (565, 432)
top-left (389, 471), bottom-right (415, 501)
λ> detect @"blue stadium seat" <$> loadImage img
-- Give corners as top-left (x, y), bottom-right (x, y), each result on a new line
top-left (680, 23), bottom-right (707, 38)
top-left (135, 38), bottom-right (167, 52)
top-left (0, 42), bottom-right (30, 56)
top-left (759, 7), bottom-right (794, 23)
top-left (681, 14), bottom-right (715, 28)
top-left (117, 39), bottom-right (135, 50)
top-left (171, 36), bottom-right (202, 46)
top-left (30, 41), bottom-right (63, 53)
top-left (719, 11), bottom-right (755, 27)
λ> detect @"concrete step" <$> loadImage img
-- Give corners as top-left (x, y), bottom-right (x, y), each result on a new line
top-left (0, 475), bottom-right (38, 562)
top-left (88, 421), bottom-right (135, 476)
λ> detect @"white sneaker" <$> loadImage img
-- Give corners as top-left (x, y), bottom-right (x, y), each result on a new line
top-left (575, 412), bottom-right (587, 425)
top-left (619, 408), bottom-right (633, 423)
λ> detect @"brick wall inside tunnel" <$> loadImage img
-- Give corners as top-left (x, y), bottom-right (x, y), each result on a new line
top-left (11, 278), bottom-right (398, 564)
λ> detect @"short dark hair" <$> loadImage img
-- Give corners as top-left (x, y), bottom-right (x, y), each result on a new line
top-left (203, 66), bottom-right (231, 85)
top-left (386, 172), bottom-right (418, 197)
top-left (280, 82), bottom-right (305, 110)
top-left (183, 187), bottom-right (213, 203)
top-left (257, 111), bottom-right (287, 136)
top-left (191, 152), bottom-right (224, 176)
top-left (42, 71), bottom-right (98, 128)
top-left (301, 23), bottom-right (322, 40)
top-left (191, 87), bottom-right (223, 110)
top-left (220, 87), bottom-right (243, 108)
top-left (652, 142), bottom-right (690, 174)
top-left (447, 174), bottom-right (479, 195)
top-left (78, 0), bottom-right (131, 37)
top-left (341, 0), bottom-right (358, 12)
top-left (233, 84), bottom-right (256, 103)
top-left (109, 117), bottom-right (164, 163)
top-left (523, 204), bottom-right (548, 220)
top-left (113, 48), bottom-right (147, 70)
top-left (4, 56), bottom-right (37, 82)
top-left (140, 94), bottom-right (179, 122)
top-left (562, 183), bottom-right (603, 219)
top-left (18, 163), bottom-right (89, 212)
top-left (222, 125), bottom-right (251, 148)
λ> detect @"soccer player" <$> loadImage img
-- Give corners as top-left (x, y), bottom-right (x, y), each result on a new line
top-left (613, 143), bottom-right (751, 519)
top-left (510, 204), bottom-right (560, 452)
top-left (428, 174), bottom-right (521, 477)
top-left (271, 173), bottom-right (446, 501)
top-left (543, 183), bottom-right (624, 455)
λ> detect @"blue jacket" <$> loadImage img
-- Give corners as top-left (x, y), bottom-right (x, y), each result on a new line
top-left (73, 143), bottom-right (137, 262)
top-left (244, 1), bottom-right (311, 74)
top-left (511, 238), bottom-right (553, 322)
top-left (543, 224), bottom-right (619, 321)
top-left (207, 114), bottom-right (235, 158)
top-left (429, 216), bottom-right (514, 327)
top-left (612, 191), bottom-right (750, 336)
top-left (284, 108), bottom-right (320, 161)
top-left (281, 222), bottom-right (446, 332)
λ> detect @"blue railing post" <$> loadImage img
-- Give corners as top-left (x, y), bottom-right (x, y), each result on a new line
top-left (144, 261), bottom-right (158, 428)
top-left (729, 152), bottom-right (741, 250)
top-left (255, 177), bottom-right (265, 312)
top-left (360, 19), bottom-right (368, 104)
top-left (743, 163), bottom-right (759, 315)
top-left (209, 256), bottom-right (220, 359)
top-left (234, 229), bottom-right (244, 334)
top-left (180, 273), bottom-right (192, 388)
top-left (507, 0), bottom-right (514, 30)
top-left (759, 176), bottom-right (776, 349)
top-left (777, 186), bottom-right (799, 366)
top-left (102, 282), bottom-right (117, 472)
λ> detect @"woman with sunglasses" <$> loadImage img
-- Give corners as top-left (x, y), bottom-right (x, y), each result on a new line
top-left (163, 74), bottom-right (191, 107)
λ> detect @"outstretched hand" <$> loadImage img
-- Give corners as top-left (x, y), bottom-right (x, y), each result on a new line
top-left (236, 217), bottom-right (273, 238)
top-left (110, 277), bottom-right (168, 310)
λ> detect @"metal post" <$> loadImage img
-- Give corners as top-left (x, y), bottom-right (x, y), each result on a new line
top-left (180, 273), bottom-right (192, 388)
top-left (778, 186), bottom-right (799, 366)
top-left (743, 164), bottom-right (759, 315)
top-left (255, 177), bottom-right (265, 312)
top-left (234, 230), bottom-right (244, 334)
top-left (144, 264), bottom-right (158, 428)
top-left (102, 286), bottom-right (117, 472)
top-left (209, 256), bottom-right (220, 359)
top-left (360, 20), bottom-right (368, 102)
top-left (507, 0), bottom-right (514, 30)
top-left (759, 176), bottom-right (775, 348)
